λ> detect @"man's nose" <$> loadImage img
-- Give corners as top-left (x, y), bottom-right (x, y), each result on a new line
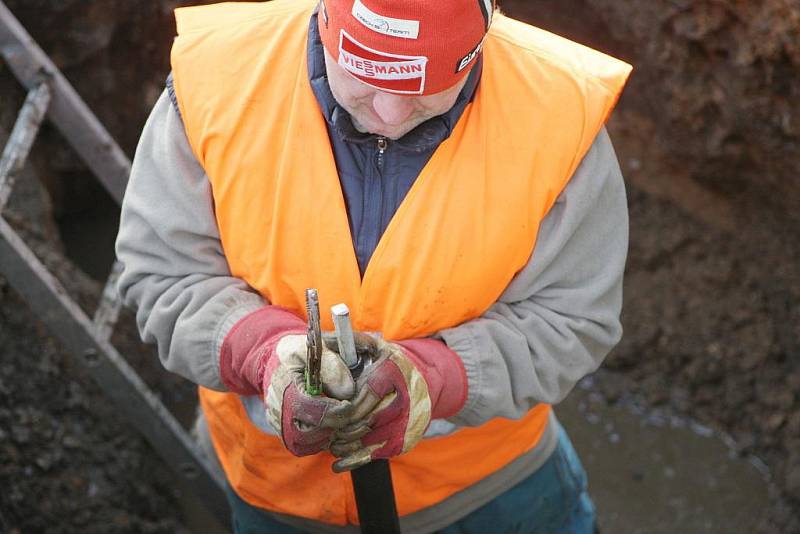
top-left (371, 91), bottom-right (415, 126)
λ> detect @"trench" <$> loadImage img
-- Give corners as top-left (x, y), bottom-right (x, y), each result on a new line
top-left (2, 0), bottom-right (793, 531)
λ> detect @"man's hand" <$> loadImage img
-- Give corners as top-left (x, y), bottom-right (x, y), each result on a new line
top-left (263, 334), bottom-right (356, 456)
top-left (325, 333), bottom-right (466, 472)
top-left (220, 307), bottom-right (356, 457)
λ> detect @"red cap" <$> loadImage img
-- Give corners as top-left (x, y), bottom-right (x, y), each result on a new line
top-left (318, 0), bottom-right (494, 95)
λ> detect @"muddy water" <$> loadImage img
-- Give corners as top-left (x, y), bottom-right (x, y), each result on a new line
top-left (557, 378), bottom-right (773, 533)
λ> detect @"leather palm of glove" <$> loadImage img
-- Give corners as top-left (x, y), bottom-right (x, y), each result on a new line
top-left (219, 307), bottom-right (356, 457)
top-left (263, 335), bottom-right (356, 456)
top-left (324, 333), bottom-right (467, 473)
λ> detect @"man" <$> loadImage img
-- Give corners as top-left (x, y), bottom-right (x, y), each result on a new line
top-left (116, 0), bottom-right (631, 532)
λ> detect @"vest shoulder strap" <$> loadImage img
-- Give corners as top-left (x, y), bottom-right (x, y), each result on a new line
top-left (175, 0), bottom-right (316, 35)
top-left (489, 13), bottom-right (632, 100)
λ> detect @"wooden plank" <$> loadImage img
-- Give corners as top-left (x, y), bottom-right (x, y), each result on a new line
top-left (0, 82), bottom-right (50, 211)
top-left (92, 260), bottom-right (123, 341)
top-left (0, 1), bottom-right (130, 204)
top-left (0, 216), bottom-right (229, 523)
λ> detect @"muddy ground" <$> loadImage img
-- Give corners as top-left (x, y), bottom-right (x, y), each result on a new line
top-left (1, 0), bottom-right (799, 532)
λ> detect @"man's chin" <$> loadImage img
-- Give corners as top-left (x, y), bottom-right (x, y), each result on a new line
top-left (353, 117), bottom-right (415, 140)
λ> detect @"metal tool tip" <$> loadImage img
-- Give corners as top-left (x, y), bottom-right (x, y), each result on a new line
top-left (331, 303), bottom-right (350, 317)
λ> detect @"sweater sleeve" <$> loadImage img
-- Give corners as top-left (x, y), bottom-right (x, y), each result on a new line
top-left (115, 90), bottom-right (266, 390)
top-left (437, 127), bottom-right (628, 427)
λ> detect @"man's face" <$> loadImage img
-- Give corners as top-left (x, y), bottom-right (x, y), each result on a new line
top-left (324, 49), bottom-right (470, 140)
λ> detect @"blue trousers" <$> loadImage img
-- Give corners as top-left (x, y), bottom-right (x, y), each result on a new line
top-left (225, 425), bottom-right (596, 533)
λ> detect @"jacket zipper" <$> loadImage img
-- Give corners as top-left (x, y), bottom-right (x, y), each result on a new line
top-left (377, 136), bottom-right (387, 168)
top-left (356, 136), bottom-right (389, 276)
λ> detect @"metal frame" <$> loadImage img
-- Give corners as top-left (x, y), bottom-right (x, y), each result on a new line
top-left (0, 1), bottom-right (228, 525)
top-left (0, 2), bottom-right (128, 203)
top-left (0, 81), bottom-right (49, 210)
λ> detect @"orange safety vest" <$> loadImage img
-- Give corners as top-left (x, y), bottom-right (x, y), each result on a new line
top-left (171, 0), bottom-right (631, 525)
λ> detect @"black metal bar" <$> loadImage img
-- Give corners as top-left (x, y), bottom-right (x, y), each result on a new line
top-left (0, 82), bottom-right (50, 211)
top-left (0, 216), bottom-right (229, 525)
top-left (351, 460), bottom-right (402, 534)
top-left (0, 1), bottom-right (129, 204)
top-left (331, 304), bottom-right (401, 534)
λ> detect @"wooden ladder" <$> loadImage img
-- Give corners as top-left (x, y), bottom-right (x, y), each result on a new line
top-left (0, 2), bottom-right (228, 525)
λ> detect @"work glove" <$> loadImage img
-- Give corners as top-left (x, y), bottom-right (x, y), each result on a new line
top-left (324, 333), bottom-right (467, 472)
top-left (219, 306), bottom-right (355, 457)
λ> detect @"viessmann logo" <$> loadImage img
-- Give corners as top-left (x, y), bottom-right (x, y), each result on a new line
top-left (340, 54), bottom-right (424, 78)
top-left (338, 30), bottom-right (428, 94)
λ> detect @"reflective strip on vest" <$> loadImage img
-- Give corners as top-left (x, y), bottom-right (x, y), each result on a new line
top-left (171, 0), bottom-right (631, 525)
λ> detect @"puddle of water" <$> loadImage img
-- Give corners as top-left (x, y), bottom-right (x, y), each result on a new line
top-left (557, 383), bottom-right (773, 534)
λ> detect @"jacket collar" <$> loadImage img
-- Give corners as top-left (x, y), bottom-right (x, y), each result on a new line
top-left (307, 11), bottom-right (482, 153)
